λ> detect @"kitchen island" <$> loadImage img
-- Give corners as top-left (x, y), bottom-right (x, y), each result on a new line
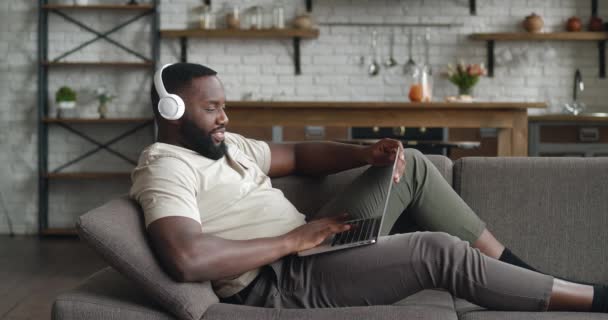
top-left (226, 101), bottom-right (545, 156)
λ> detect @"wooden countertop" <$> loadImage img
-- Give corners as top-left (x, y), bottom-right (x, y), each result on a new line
top-left (529, 114), bottom-right (608, 122)
top-left (226, 101), bottom-right (546, 110)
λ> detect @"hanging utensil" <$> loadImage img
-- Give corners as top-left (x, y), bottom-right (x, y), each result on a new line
top-left (385, 28), bottom-right (398, 68)
top-left (423, 28), bottom-right (432, 74)
top-left (368, 29), bottom-right (380, 76)
top-left (403, 29), bottom-right (417, 76)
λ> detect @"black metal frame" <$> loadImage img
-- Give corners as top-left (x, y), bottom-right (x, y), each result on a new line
top-left (483, 39), bottom-right (606, 79)
top-left (178, 36), bottom-right (306, 75)
top-left (37, 0), bottom-right (160, 234)
top-left (50, 9), bottom-right (153, 63)
top-left (50, 121), bottom-right (153, 173)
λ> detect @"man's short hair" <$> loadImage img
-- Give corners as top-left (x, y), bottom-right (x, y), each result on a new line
top-left (150, 63), bottom-right (217, 119)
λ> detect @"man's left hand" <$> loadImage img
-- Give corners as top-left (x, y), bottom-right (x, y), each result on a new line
top-left (363, 138), bottom-right (406, 183)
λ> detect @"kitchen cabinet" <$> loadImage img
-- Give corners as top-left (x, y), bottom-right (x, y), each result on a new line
top-left (529, 114), bottom-right (608, 156)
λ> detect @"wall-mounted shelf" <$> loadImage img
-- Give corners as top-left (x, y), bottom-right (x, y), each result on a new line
top-left (43, 117), bottom-right (152, 124)
top-left (42, 61), bottom-right (154, 67)
top-left (470, 32), bottom-right (608, 78)
top-left (45, 172), bottom-right (131, 179)
top-left (42, 4), bottom-right (155, 11)
top-left (160, 28), bottom-right (320, 75)
top-left (320, 22), bottom-right (464, 28)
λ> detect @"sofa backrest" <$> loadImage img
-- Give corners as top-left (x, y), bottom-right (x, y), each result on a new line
top-left (454, 157), bottom-right (608, 283)
top-left (271, 154), bottom-right (453, 217)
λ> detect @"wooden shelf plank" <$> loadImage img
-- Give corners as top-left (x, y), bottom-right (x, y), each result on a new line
top-left (42, 4), bottom-right (155, 11)
top-left (43, 117), bottom-right (153, 124)
top-left (45, 172), bottom-right (131, 180)
top-left (43, 61), bottom-right (154, 67)
top-left (40, 228), bottom-right (78, 236)
top-left (226, 101), bottom-right (546, 110)
top-left (470, 32), bottom-right (608, 41)
top-left (161, 28), bottom-right (320, 39)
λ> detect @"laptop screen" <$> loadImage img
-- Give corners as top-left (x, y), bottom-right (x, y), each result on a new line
top-left (376, 146), bottom-right (402, 239)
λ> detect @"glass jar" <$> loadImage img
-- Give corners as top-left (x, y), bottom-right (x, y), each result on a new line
top-left (247, 6), bottom-right (263, 30)
top-left (198, 4), bottom-right (215, 29)
top-left (407, 66), bottom-right (433, 102)
top-left (272, 5), bottom-right (284, 29)
top-left (226, 5), bottom-right (240, 29)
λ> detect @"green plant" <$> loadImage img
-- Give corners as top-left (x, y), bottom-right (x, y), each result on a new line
top-left (96, 87), bottom-right (115, 105)
top-left (445, 62), bottom-right (486, 95)
top-left (55, 86), bottom-right (77, 103)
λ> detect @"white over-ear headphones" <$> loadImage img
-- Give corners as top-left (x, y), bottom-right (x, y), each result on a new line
top-left (154, 64), bottom-right (185, 120)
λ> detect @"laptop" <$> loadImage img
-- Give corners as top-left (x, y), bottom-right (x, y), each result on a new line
top-left (297, 149), bottom-right (400, 257)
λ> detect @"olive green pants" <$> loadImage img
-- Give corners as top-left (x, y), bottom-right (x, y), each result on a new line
top-left (229, 149), bottom-right (554, 310)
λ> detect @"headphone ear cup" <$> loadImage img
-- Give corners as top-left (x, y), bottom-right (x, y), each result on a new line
top-left (158, 94), bottom-right (185, 120)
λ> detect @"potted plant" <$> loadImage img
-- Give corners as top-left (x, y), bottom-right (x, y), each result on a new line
top-left (95, 87), bottom-right (115, 119)
top-left (444, 61), bottom-right (486, 101)
top-left (55, 86), bottom-right (77, 117)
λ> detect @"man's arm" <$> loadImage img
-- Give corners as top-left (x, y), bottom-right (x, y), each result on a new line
top-left (267, 139), bottom-right (404, 179)
top-left (147, 215), bottom-right (350, 282)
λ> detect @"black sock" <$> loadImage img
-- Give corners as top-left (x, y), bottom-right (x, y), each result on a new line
top-left (500, 248), bottom-right (595, 286)
top-left (592, 285), bottom-right (608, 313)
top-left (499, 248), bottom-right (538, 272)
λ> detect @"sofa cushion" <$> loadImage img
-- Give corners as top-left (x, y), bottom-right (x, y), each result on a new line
top-left (77, 197), bottom-right (219, 320)
top-left (454, 157), bottom-right (608, 284)
top-left (53, 267), bottom-right (175, 320)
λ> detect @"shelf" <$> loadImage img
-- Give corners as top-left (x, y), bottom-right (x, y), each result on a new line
top-left (42, 4), bottom-right (155, 11)
top-left (161, 28), bottom-right (319, 39)
top-left (40, 228), bottom-right (78, 237)
top-left (43, 61), bottom-right (154, 67)
top-left (470, 32), bottom-right (608, 41)
top-left (43, 117), bottom-right (152, 124)
top-left (470, 32), bottom-right (607, 78)
top-left (45, 172), bottom-right (131, 180)
top-left (160, 28), bottom-right (319, 75)
top-left (38, 0), bottom-right (159, 236)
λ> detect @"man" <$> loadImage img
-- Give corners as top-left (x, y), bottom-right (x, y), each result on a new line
top-left (130, 63), bottom-right (608, 312)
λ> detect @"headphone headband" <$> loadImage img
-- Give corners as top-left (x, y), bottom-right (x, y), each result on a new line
top-left (154, 64), bottom-right (171, 98)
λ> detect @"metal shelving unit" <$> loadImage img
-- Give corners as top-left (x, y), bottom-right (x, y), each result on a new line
top-left (37, 1), bottom-right (159, 235)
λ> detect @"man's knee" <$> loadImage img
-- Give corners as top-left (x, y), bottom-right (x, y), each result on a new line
top-left (404, 148), bottom-right (425, 162)
top-left (415, 231), bottom-right (465, 260)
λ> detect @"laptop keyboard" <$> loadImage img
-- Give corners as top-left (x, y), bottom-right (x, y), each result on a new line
top-left (331, 216), bottom-right (381, 247)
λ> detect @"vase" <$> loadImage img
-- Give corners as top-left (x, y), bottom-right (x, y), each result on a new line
top-left (458, 86), bottom-right (474, 96)
top-left (98, 102), bottom-right (108, 119)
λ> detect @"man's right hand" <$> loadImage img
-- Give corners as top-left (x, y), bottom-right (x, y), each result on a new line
top-left (282, 214), bottom-right (351, 253)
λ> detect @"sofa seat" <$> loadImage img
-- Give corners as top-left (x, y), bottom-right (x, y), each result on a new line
top-left (53, 267), bottom-right (459, 320)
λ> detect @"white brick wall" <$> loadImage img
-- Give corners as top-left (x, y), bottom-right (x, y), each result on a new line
top-left (0, 0), bottom-right (607, 233)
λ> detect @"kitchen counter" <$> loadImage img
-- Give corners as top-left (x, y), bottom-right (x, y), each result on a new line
top-left (529, 113), bottom-right (608, 122)
top-left (226, 101), bottom-right (546, 156)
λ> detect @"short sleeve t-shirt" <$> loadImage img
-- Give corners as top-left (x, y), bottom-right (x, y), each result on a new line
top-left (129, 132), bottom-right (306, 297)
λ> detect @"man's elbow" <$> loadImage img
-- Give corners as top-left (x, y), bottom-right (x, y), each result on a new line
top-left (162, 248), bottom-right (203, 283)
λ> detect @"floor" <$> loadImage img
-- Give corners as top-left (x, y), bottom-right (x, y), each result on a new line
top-left (0, 236), bottom-right (106, 320)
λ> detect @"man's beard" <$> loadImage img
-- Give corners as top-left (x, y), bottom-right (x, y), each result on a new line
top-left (181, 120), bottom-right (227, 160)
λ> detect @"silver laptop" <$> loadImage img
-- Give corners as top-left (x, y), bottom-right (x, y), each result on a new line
top-left (297, 149), bottom-right (400, 257)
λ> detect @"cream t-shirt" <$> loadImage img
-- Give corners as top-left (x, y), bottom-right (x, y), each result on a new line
top-left (129, 132), bottom-right (306, 297)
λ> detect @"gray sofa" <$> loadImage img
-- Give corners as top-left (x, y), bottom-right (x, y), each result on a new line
top-left (53, 155), bottom-right (608, 320)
